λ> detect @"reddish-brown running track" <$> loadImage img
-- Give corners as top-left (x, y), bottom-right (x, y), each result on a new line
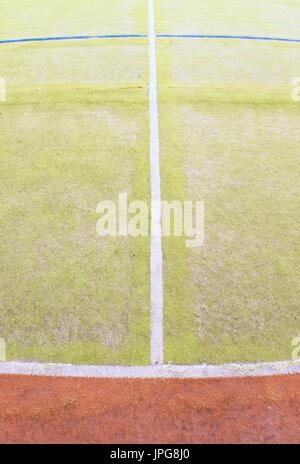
top-left (0, 374), bottom-right (299, 443)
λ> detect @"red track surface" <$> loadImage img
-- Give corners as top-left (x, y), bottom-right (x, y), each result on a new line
top-left (0, 374), bottom-right (299, 443)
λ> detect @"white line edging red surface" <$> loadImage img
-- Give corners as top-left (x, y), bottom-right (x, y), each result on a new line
top-left (149, 0), bottom-right (164, 365)
top-left (0, 360), bottom-right (299, 379)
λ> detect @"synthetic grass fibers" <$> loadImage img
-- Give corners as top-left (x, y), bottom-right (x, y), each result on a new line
top-left (0, 39), bottom-right (150, 364)
top-left (159, 38), bottom-right (300, 364)
top-left (0, 0), bottom-right (300, 445)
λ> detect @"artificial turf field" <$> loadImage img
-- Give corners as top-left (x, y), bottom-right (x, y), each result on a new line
top-left (0, 0), bottom-right (300, 369)
top-left (1, 0), bottom-right (300, 446)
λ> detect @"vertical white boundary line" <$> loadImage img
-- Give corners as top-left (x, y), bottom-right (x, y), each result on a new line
top-left (149, 0), bottom-right (163, 365)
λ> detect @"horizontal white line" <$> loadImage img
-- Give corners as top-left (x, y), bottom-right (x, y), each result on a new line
top-left (0, 360), bottom-right (299, 379)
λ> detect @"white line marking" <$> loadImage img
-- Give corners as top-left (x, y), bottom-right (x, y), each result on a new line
top-left (0, 360), bottom-right (299, 379)
top-left (149, 0), bottom-right (163, 365)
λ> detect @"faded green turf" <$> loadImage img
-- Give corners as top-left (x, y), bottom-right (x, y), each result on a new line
top-left (0, 0), bottom-right (147, 39)
top-left (0, 39), bottom-right (150, 364)
top-left (156, 0), bottom-right (300, 38)
top-left (2, 0), bottom-right (300, 367)
top-left (159, 39), bottom-right (300, 364)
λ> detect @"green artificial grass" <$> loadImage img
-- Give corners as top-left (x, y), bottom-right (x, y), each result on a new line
top-left (1, 0), bottom-right (300, 367)
top-left (156, 0), bottom-right (300, 38)
top-left (159, 39), bottom-right (300, 364)
top-left (0, 39), bottom-right (150, 364)
top-left (0, 0), bottom-right (147, 39)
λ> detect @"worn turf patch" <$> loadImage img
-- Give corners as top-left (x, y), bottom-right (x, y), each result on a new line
top-left (156, 0), bottom-right (300, 39)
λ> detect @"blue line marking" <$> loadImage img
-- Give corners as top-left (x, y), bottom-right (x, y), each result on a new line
top-left (1, 33), bottom-right (300, 45)
top-left (157, 34), bottom-right (300, 43)
top-left (0, 34), bottom-right (147, 44)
